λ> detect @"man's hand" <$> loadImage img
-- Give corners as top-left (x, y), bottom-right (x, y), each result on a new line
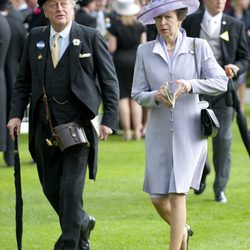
top-left (224, 64), bottom-right (240, 79)
top-left (99, 125), bottom-right (113, 141)
top-left (7, 118), bottom-right (22, 141)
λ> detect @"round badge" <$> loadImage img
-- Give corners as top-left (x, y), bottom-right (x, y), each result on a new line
top-left (36, 41), bottom-right (45, 49)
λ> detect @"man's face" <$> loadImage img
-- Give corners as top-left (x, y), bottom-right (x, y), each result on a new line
top-left (43, 0), bottom-right (74, 31)
top-left (204, 0), bottom-right (226, 16)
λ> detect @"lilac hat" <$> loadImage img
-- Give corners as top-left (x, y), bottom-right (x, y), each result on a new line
top-left (137, 0), bottom-right (199, 25)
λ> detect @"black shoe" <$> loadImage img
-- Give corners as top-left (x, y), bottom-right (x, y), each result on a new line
top-left (78, 216), bottom-right (95, 250)
top-left (185, 224), bottom-right (193, 250)
top-left (215, 191), bottom-right (227, 203)
top-left (194, 181), bottom-right (206, 195)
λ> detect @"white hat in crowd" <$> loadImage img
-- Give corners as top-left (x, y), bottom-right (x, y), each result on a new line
top-left (113, 0), bottom-right (141, 16)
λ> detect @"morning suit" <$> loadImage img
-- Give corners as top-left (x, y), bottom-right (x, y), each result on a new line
top-left (9, 21), bottom-right (119, 249)
top-left (0, 14), bottom-right (10, 152)
top-left (3, 13), bottom-right (26, 166)
top-left (183, 12), bottom-right (249, 196)
top-left (132, 29), bottom-right (227, 194)
top-left (75, 9), bottom-right (97, 28)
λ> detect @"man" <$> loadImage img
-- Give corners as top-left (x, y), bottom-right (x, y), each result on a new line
top-left (7, 0), bottom-right (119, 249)
top-left (183, 0), bottom-right (249, 203)
top-left (0, 0), bottom-right (26, 167)
top-left (75, 0), bottom-right (97, 28)
top-left (0, 13), bottom-right (11, 164)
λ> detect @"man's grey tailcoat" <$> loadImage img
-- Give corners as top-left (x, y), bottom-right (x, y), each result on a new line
top-left (132, 30), bottom-right (228, 194)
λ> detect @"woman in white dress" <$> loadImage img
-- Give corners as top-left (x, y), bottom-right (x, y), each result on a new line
top-left (132, 0), bottom-right (228, 249)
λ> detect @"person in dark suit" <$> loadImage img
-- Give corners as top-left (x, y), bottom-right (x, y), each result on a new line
top-left (75, 0), bottom-right (97, 28)
top-left (0, 13), bottom-right (11, 164)
top-left (183, 0), bottom-right (249, 203)
top-left (24, 0), bottom-right (49, 32)
top-left (7, 0), bottom-right (119, 249)
top-left (0, 0), bottom-right (26, 167)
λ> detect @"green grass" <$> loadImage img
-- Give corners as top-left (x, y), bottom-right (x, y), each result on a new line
top-left (1, 105), bottom-right (250, 250)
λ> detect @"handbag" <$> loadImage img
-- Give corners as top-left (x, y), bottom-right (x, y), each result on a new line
top-left (193, 39), bottom-right (220, 137)
top-left (200, 108), bottom-right (220, 137)
top-left (42, 87), bottom-right (90, 151)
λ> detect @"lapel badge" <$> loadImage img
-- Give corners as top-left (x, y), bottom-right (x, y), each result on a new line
top-left (38, 53), bottom-right (43, 60)
top-left (220, 31), bottom-right (229, 42)
top-left (79, 53), bottom-right (91, 58)
top-left (73, 39), bottom-right (81, 46)
top-left (36, 40), bottom-right (45, 49)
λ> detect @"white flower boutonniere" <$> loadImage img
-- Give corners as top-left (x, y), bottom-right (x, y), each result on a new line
top-left (73, 39), bottom-right (81, 46)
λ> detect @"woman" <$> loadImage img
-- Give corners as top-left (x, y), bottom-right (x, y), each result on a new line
top-left (108, 0), bottom-right (147, 140)
top-left (132, 0), bottom-right (228, 249)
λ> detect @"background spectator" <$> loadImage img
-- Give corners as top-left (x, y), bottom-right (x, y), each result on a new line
top-left (108, 0), bottom-right (146, 140)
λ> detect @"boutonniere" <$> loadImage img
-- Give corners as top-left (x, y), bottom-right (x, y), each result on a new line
top-left (72, 39), bottom-right (81, 46)
top-left (220, 31), bottom-right (229, 42)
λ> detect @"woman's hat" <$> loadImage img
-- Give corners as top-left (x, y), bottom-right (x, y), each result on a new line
top-left (137, 0), bottom-right (199, 25)
top-left (113, 0), bottom-right (140, 16)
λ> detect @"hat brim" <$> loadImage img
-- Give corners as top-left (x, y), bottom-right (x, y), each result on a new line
top-left (137, 0), bottom-right (199, 25)
top-left (114, 3), bottom-right (140, 16)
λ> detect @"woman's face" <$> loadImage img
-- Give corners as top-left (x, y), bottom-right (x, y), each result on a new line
top-left (154, 11), bottom-right (180, 41)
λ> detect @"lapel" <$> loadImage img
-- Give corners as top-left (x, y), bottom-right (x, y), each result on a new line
top-left (152, 36), bottom-right (168, 64)
top-left (35, 26), bottom-right (50, 87)
top-left (69, 22), bottom-right (83, 84)
top-left (220, 14), bottom-right (230, 61)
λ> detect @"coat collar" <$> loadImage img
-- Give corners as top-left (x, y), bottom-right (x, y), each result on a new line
top-left (152, 29), bottom-right (193, 63)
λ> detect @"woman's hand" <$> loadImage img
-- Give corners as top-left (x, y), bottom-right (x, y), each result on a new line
top-left (174, 79), bottom-right (191, 98)
top-left (154, 84), bottom-right (173, 108)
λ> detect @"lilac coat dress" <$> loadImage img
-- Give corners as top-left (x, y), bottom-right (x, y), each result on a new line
top-left (132, 29), bottom-right (228, 194)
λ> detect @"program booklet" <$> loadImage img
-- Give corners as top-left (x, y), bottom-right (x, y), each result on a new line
top-left (165, 82), bottom-right (176, 108)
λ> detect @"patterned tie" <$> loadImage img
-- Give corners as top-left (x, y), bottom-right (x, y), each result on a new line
top-left (207, 19), bottom-right (215, 37)
top-left (51, 33), bottom-right (60, 68)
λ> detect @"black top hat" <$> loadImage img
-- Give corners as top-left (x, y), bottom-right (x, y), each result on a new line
top-left (77, 0), bottom-right (95, 7)
top-left (0, 0), bottom-right (10, 10)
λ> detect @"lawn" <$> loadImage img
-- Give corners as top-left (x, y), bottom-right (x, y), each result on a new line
top-left (0, 105), bottom-right (250, 250)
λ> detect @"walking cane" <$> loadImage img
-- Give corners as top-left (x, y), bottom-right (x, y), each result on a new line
top-left (14, 128), bottom-right (23, 250)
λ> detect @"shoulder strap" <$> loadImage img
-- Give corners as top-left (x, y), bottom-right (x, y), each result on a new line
top-left (193, 38), bottom-right (199, 79)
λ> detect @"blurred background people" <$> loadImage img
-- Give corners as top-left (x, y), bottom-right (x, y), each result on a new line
top-left (108, 0), bottom-right (146, 140)
top-left (183, 0), bottom-right (249, 203)
top-left (0, 0), bottom-right (27, 167)
top-left (0, 13), bottom-right (11, 166)
top-left (227, 0), bottom-right (250, 112)
top-left (24, 0), bottom-right (49, 32)
top-left (93, 0), bottom-right (115, 40)
top-left (75, 0), bottom-right (97, 28)
top-left (10, 0), bottom-right (29, 20)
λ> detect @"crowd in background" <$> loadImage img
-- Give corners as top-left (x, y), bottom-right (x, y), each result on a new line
top-left (1, 0), bottom-right (250, 167)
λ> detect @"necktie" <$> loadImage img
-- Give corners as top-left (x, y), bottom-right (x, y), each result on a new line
top-left (207, 19), bottom-right (216, 37)
top-left (51, 33), bottom-right (60, 68)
